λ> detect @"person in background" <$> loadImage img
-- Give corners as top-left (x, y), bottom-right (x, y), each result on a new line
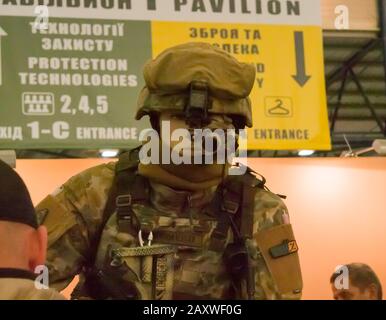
top-left (0, 160), bottom-right (65, 300)
top-left (330, 263), bottom-right (382, 300)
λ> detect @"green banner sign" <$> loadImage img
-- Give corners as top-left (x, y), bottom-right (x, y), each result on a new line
top-left (0, 15), bottom-right (151, 149)
top-left (0, 0), bottom-right (330, 150)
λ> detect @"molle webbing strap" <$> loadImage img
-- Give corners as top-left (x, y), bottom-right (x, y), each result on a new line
top-left (208, 189), bottom-right (231, 251)
top-left (209, 173), bottom-right (259, 251)
top-left (86, 147), bottom-right (143, 268)
top-left (217, 171), bottom-right (264, 300)
top-left (240, 173), bottom-right (259, 240)
top-left (208, 176), bottom-right (245, 252)
top-left (114, 150), bottom-right (149, 233)
top-left (80, 148), bottom-right (150, 299)
top-left (238, 173), bottom-right (259, 300)
top-left (209, 170), bottom-right (266, 250)
top-left (102, 147), bottom-right (141, 229)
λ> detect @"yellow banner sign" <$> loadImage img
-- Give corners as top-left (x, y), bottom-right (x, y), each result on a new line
top-left (0, 0), bottom-right (331, 150)
top-left (152, 1), bottom-right (331, 150)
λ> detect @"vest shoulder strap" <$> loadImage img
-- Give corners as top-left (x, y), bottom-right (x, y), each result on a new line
top-left (86, 146), bottom-right (145, 267)
top-left (219, 167), bottom-right (267, 299)
top-left (221, 167), bottom-right (266, 239)
top-left (208, 167), bottom-right (265, 251)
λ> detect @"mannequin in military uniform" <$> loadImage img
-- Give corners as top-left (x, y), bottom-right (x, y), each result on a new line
top-left (36, 43), bottom-right (303, 300)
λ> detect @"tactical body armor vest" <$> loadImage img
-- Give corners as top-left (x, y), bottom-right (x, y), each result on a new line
top-left (72, 148), bottom-right (302, 300)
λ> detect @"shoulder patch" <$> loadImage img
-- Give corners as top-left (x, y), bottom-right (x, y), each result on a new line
top-left (36, 195), bottom-right (77, 246)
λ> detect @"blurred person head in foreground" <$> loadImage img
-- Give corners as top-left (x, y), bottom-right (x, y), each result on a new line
top-left (0, 160), bottom-right (64, 300)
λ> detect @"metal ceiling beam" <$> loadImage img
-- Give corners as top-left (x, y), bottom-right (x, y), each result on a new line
top-left (329, 88), bottom-right (386, 95)
top-left (349, 68), bottom-right (385, 132)
top-left (384, 120), bottom-right (386, 136)
top-left (328, 116), bottom-right (385, 121)
top-left (330, 70), bottom-right (348, 132)
top-left (332, 133), bottom-right (384, 140)
top-left (379, 0), bottom-right (386, 92)
top-left (326, 39), bottom-right (380, 89)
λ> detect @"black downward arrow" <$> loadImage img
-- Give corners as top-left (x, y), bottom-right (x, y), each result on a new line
top-left (292, 31), bottom-right (311, 87)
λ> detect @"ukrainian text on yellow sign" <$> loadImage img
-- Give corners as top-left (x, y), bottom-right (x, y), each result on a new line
top-left (0, 0), bottom-right (330, 150)
top-left (152, 1), bottom-right (331, 150)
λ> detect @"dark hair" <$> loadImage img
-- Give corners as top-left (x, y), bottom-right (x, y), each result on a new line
top-left (330, 263), bottom-right (383, 300)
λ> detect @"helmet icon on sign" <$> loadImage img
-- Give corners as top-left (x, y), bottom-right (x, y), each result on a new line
top-left (22, 92), bottom-right (55, 116)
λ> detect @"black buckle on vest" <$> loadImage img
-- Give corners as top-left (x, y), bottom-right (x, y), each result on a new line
top-left (116, 194), bottom-right (132, 207)
top-left (221, 200), bottom-right (239, 214)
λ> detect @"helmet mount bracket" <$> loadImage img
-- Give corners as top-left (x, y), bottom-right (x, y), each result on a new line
top-left (185, 81), bottom-right (210, 128)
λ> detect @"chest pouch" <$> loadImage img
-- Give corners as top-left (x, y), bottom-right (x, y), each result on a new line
top-left (108, 244), bottom-right (177, 300)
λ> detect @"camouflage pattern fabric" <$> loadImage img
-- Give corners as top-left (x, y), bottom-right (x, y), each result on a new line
top-left (0, 278), bottom-right (66, 300)
top-left (136, 42), bottom-right (254, 127)
top-left (36, 162), bottom-right (302, 300)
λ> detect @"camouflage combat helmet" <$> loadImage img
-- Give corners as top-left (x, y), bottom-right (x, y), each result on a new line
top-left (136, 42), bottom-right (255, 128)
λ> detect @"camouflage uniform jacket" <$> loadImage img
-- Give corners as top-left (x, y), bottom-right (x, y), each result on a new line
top-left (36, 162), bottom-right (302, 300)
top-left (0, 269), bottom-right (65, 300)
